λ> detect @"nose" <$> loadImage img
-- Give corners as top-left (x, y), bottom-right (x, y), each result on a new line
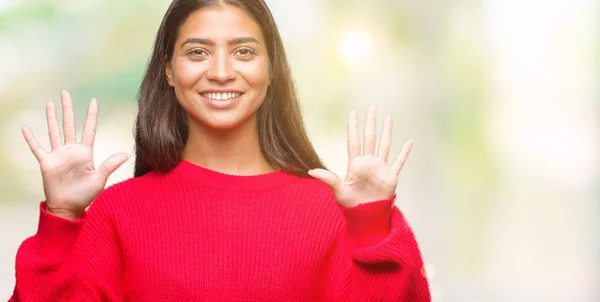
top-left (206, 51), bottom-right (236, 83)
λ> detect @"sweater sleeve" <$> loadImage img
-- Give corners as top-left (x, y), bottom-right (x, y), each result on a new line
top-left (10, 192), bottom-right (125, 301)
top-left (319, 196), bottom-right (431, 302)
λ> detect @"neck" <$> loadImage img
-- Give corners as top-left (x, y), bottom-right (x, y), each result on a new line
top-left (182, 115), bottom-right (274, 176)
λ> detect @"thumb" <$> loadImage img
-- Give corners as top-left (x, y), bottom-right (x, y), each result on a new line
top-left (98, 153), bottom-right (129, 179)
top-left (308, 168), bottom-right (342, 196)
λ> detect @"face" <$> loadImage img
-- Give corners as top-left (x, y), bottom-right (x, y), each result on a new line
top-left (166, 5), bottom-right (270, 131)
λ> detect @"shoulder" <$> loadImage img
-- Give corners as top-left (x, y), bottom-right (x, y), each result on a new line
top-left (278, 176), bottom-right (345, 237)
top-left (103, 171), bottom-right (160, 196)
top-left (91, 170), bottom-right (165, 210)
top-left (283, 176), bottom-right (338, 208)
top-left (291, 176), bottom-right (333, 195)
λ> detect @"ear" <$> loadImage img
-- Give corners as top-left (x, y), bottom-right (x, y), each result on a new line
top-left (165, 57), bottom-right (174, 87)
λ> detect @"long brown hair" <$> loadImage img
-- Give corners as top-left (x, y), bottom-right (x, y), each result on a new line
top-left (133, 0), bottom-right (325, 177)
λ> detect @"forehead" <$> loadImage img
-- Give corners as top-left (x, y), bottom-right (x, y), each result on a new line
top-left (177, 5), bottom-right (265, 43)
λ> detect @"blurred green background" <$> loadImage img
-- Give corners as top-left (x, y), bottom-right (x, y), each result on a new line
top-left (0, 0), bottom-right (598, 301)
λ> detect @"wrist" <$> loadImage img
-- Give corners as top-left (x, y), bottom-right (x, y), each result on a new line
top-left (340, 197), bottom-right (396, 247)
top-left (46, 204), bottom-right (84, 220)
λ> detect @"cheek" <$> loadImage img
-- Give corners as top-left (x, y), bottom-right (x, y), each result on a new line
top-left (173, 60), bottom-right (204, 89)
top-left (238, 60), bottom-right (270, 90)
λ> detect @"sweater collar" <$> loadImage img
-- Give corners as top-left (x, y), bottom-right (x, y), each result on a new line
top-left (170, 159), bottom-right (299, 191)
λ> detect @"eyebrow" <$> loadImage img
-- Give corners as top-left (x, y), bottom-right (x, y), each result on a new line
top-left (180, 37), bottom-right (260, 48)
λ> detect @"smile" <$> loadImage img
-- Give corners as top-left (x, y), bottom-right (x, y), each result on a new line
top-left (200, 92), bottom-right (243, 101)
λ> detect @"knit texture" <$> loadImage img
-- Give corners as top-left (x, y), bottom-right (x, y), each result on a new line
top-left (10, 159), bottom-right (430, 301)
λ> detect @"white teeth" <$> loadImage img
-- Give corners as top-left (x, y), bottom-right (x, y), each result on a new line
top-left (203, 92), bottom-right (241, 100)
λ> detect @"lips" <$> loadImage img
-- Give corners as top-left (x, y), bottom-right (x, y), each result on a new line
top-left (199, 92), bottom-right (243, 109)
top-left (200, 92), bottom-right (243, 101)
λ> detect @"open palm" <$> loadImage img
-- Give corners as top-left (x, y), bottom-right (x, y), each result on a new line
top-left (309, 105), bottom-right (413, 207)
top-left (21, 90), bottom-right (128, 219)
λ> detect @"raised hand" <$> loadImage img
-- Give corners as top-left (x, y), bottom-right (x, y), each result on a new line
top-left (21, 90), bottom-right (129, 220)
top-left (309, 105), bottom-right (413, 207)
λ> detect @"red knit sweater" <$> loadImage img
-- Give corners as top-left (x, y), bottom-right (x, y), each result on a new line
top-left (10, 160), bottom-right (430, 301)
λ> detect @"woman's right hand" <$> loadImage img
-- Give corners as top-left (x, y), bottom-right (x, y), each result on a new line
top-left (21, 90), bottom-right (129, 220)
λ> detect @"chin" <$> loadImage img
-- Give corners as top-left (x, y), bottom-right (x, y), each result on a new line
top-left (203, 120), bottom-right (242, 131)
top-left (197, 112), bottom-right (254, 131)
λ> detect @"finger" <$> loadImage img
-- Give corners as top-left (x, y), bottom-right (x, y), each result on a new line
top-left (97, 153), bottom-right (129, 179)
top-left (61, 90), bottom-right (77, 144)
top-left (377, 114), bottom-right (393, 162)
top-left (347, 110), bottom-right (360, 160)
top-left (21, 126), bottom-right (46, 162)
top-left (363, 105), bottom-right (377, 156)
top-left (46, 101), bottom-right (62, 150)
top-left (81, 98), bottom-right (98, 148)
top-left (391, 139), bottom-right (413, 175)
top-left (308, 168), bottom-right (343, 196)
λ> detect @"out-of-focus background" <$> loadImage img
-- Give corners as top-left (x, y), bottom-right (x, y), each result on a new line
top-left (1, 0), bottom-right (598, 301)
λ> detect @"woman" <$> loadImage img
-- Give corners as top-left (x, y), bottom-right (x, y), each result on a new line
top-left (11, 0), bottom-right (430, 301)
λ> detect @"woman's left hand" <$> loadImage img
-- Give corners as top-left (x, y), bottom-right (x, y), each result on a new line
top-left (309, 105), bottom-right (413, 207)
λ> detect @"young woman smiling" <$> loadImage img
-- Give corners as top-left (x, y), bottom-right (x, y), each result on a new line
top-left (11, 0), bottom-right (430, 301)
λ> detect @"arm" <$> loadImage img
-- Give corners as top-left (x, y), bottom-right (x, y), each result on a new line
top-left (316, 197), bottom-right (430, 301)
top-left (308, 106), bottom-right (430, 301)
top-left (12, 90), bottom-right (129, 301)
top-left (338, 197), bottom-right (430, 301)
top-left (10, 192), bottom-right (125, 301)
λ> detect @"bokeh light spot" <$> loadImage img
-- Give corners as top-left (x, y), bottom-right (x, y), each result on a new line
top-left (337, 28), bottom-right (371, 66)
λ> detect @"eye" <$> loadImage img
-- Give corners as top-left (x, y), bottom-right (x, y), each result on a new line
top-left (188, 48), bottom-right (208, 57)
top-left (234, 47), bottom-right (256, 57)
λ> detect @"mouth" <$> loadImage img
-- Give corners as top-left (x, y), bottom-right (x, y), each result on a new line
top-left (199, 92), bottom-right (244, 101)
top-left (198, 91), bottom-right (244, 109)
